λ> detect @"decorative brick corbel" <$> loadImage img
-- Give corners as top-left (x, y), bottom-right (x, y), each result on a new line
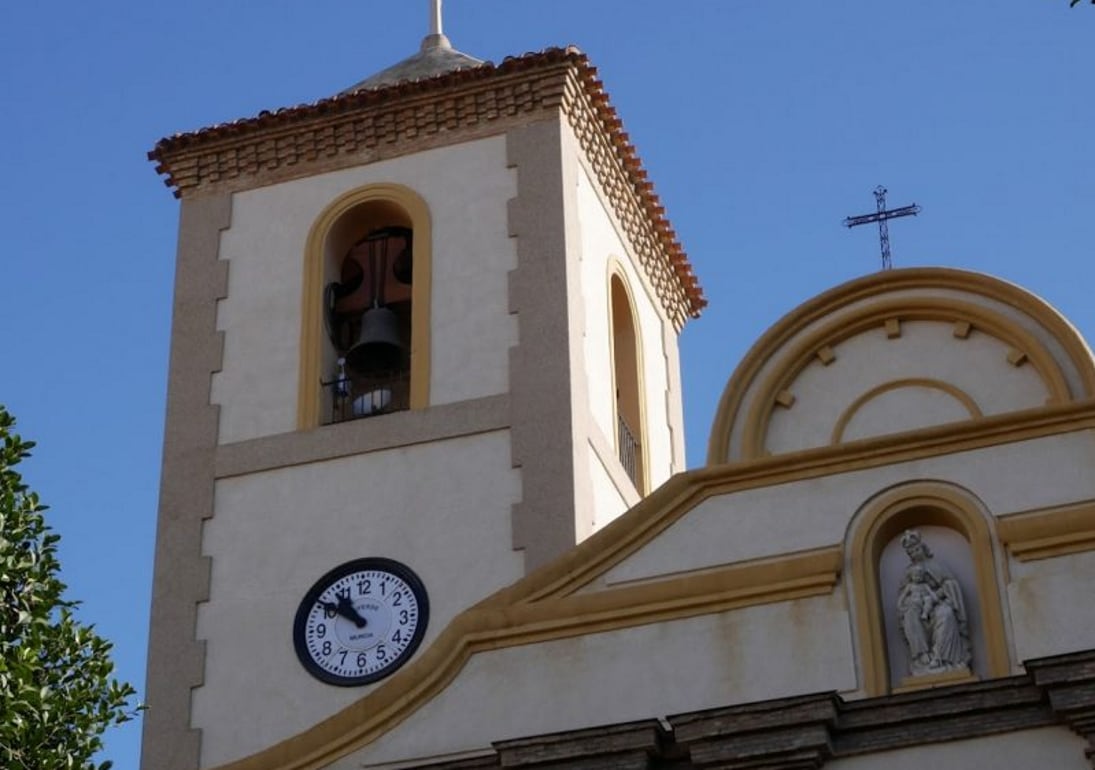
top-left (1028, 650), bottom-right (1095, 767)
top-left (492, 719), bottom-right (670, 770)
top-left (668, 693), bottom-right (838, 769)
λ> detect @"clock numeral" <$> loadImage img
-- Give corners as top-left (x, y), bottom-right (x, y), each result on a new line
top-left (295, 559), bottom-right (428, 686)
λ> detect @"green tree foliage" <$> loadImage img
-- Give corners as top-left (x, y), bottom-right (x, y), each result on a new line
top-left (0, 406), bottom-right (139, 770)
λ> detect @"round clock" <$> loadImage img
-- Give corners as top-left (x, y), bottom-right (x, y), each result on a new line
top-left (293, 557), bottom-right (429, 686)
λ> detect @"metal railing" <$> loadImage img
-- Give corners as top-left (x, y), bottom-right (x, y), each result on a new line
top-left (323, 371), bottom-right (410, 425)
top-left (617, 415), bottom-right (641, 489)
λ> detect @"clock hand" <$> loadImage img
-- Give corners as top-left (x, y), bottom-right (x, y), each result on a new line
top-left (321, 596), bottom-right (368, 629)
top-left (337, 596), bottom-right (369, 629)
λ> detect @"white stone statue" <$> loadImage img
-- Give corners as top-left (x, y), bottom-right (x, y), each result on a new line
top-left (896, 530), bottom-right (972, 676)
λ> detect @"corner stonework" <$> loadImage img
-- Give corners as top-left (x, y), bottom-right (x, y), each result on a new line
top-left (141, 192), bottom-right (232, 770)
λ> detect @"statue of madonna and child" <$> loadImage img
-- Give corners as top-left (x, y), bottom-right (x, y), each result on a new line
top-left (895, 529), bottom-right (972, 678)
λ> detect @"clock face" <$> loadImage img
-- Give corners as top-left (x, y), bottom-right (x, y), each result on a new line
top-left (293, 558), bottom-right (429, 686)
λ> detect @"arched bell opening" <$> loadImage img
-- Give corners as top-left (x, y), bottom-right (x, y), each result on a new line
top-left (321, 199), bottom-right (414, 423)
top-left (610, 272), bottom-right (646, 493)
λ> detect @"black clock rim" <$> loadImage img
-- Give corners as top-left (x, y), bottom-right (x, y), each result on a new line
top-left (293, 557), bottom-right (430, 687)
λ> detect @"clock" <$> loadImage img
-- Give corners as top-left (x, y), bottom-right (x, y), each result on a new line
top-left (293, 557), bottom-right (429, 686)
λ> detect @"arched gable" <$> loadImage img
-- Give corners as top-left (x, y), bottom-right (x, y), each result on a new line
top-left (708, 269), bottom-right (1095, 464)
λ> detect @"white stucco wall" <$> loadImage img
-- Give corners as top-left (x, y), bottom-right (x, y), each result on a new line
top-left (210, 135), bottom-right (518, 444)
top-left (606, 430), bottom-right (1095, 586)
top-left (1008, 548), bottom-right (1095, 662)
top-left (587, 440), bottom-right (631, 532)
top-left (827, 727), bottom-right (1089, 770)
top-left (192, 430), bottom-right (523, 767)
top-left (338, 591), bottom-right (854, 768)
top-left (574, 163), bottom-right (677, 501)
top-left (765, 319), bottom-right (1050, 454)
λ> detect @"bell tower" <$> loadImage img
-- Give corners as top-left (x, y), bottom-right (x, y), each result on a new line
top-left (142, 4), bottom-right (704, 768)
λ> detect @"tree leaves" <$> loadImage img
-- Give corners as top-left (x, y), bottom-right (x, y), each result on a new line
top-left (0, 406), bottom-right (141, 770)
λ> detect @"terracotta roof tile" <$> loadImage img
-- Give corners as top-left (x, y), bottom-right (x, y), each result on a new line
top-left (150, 46), bottom-right (705, 319)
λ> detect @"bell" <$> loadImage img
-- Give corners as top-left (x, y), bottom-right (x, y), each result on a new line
top-left (346, 305), bottom-right (404, 374)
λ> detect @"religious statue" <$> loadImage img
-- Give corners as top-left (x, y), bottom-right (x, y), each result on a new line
top-left (896, 529), bottom-right (972, 677)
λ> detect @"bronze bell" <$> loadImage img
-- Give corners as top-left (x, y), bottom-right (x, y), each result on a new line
top-left (346, 305), bottom-right (404, 374)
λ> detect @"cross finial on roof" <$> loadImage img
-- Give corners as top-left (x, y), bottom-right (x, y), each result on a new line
top-left (431, 0), bottom-right (443, 37)
top-left (422, 0), bottom-right (452, 51)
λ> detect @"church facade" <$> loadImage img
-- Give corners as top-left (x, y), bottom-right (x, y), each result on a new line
top-left (143, 16), bottom-right (1095, 770)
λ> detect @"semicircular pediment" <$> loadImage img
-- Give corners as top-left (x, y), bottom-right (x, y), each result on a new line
top-left (707, 268), bottom-right (1095, 463)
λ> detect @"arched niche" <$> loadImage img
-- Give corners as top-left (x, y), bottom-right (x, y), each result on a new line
top-left (846, 482), bottom-right (1012, 695)
top-left (298, 184), bottom-right (432, 429)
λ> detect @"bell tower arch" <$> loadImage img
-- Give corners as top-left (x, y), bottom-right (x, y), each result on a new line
top-left (142, 11), bottom-right (703, 769)
top-left (299, 183), bottom-right (433, 427)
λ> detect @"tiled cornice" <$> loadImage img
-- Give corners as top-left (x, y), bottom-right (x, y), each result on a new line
top-left (149, 47), bottom-right (704, 325)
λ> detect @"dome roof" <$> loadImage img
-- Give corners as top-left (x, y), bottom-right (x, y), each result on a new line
top-left (341, 33), bottom-right (484, 94)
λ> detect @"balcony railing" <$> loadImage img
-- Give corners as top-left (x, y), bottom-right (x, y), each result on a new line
top-left (323, 371), bottom-right (410, 425)
top-left (617, 415), bottom-right (641, 489)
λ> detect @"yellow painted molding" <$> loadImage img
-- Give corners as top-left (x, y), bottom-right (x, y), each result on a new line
top-left (846, 482), bottom-right (1011, 697)
top-left (212, 400), bottom-right (1095, 770)
top-left (509, 399), bottom-right (1095, 606)
top-left (297, 184), bottom-right (433, 430)
top-left (211, 546), bottom-right (841, 770)
top-left (997, 501), bottom-right (1095, 561)
top-left (884, 318), bottom-right (902, 339)
top-left (707, 267), bottom-right (1095, 464)
top-left (816, 345), bottom-right (836, 365)
top-left (740, 297), bottom-right (1070, 460)
top-left (830, 377), bottom-right (982, 445)
top-left (893, 668), bottom-right (976, 693)
top-left (953, 320), bottom-right (972, 339)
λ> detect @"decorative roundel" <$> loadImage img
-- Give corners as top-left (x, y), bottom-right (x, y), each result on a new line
top-left (293, 558), bottom-right (429, 686)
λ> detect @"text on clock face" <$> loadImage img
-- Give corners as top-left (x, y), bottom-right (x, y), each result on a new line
top-left (304, 570), bottom-right (421, 677)
top-left (293, 557), bottom-right (429, 686)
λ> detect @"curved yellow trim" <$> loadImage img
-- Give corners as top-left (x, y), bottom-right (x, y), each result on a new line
top-left (707, 268), bottom-right (1095, 464)
top-left (831, 378), bottom-right (983, 445)
top-left (215, 544), bottom-right (840, 770)
top-left (846, 481), bottom-right (1011, 696)
top-left (739, 298), bottom-right (1071, 460)
top-left (607, 260), bottom-right (650, 494)
top-left (210, 400), bottom-right (1095, 770)
top-left (297, 184), bottom-right (433, 429)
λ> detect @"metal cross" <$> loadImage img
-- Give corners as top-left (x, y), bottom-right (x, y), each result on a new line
top-left (843, 186), bottom-right (921, 271)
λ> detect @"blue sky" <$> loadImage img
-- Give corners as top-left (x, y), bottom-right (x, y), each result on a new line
top-left (1, 2), bottom-right (1092, 767)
